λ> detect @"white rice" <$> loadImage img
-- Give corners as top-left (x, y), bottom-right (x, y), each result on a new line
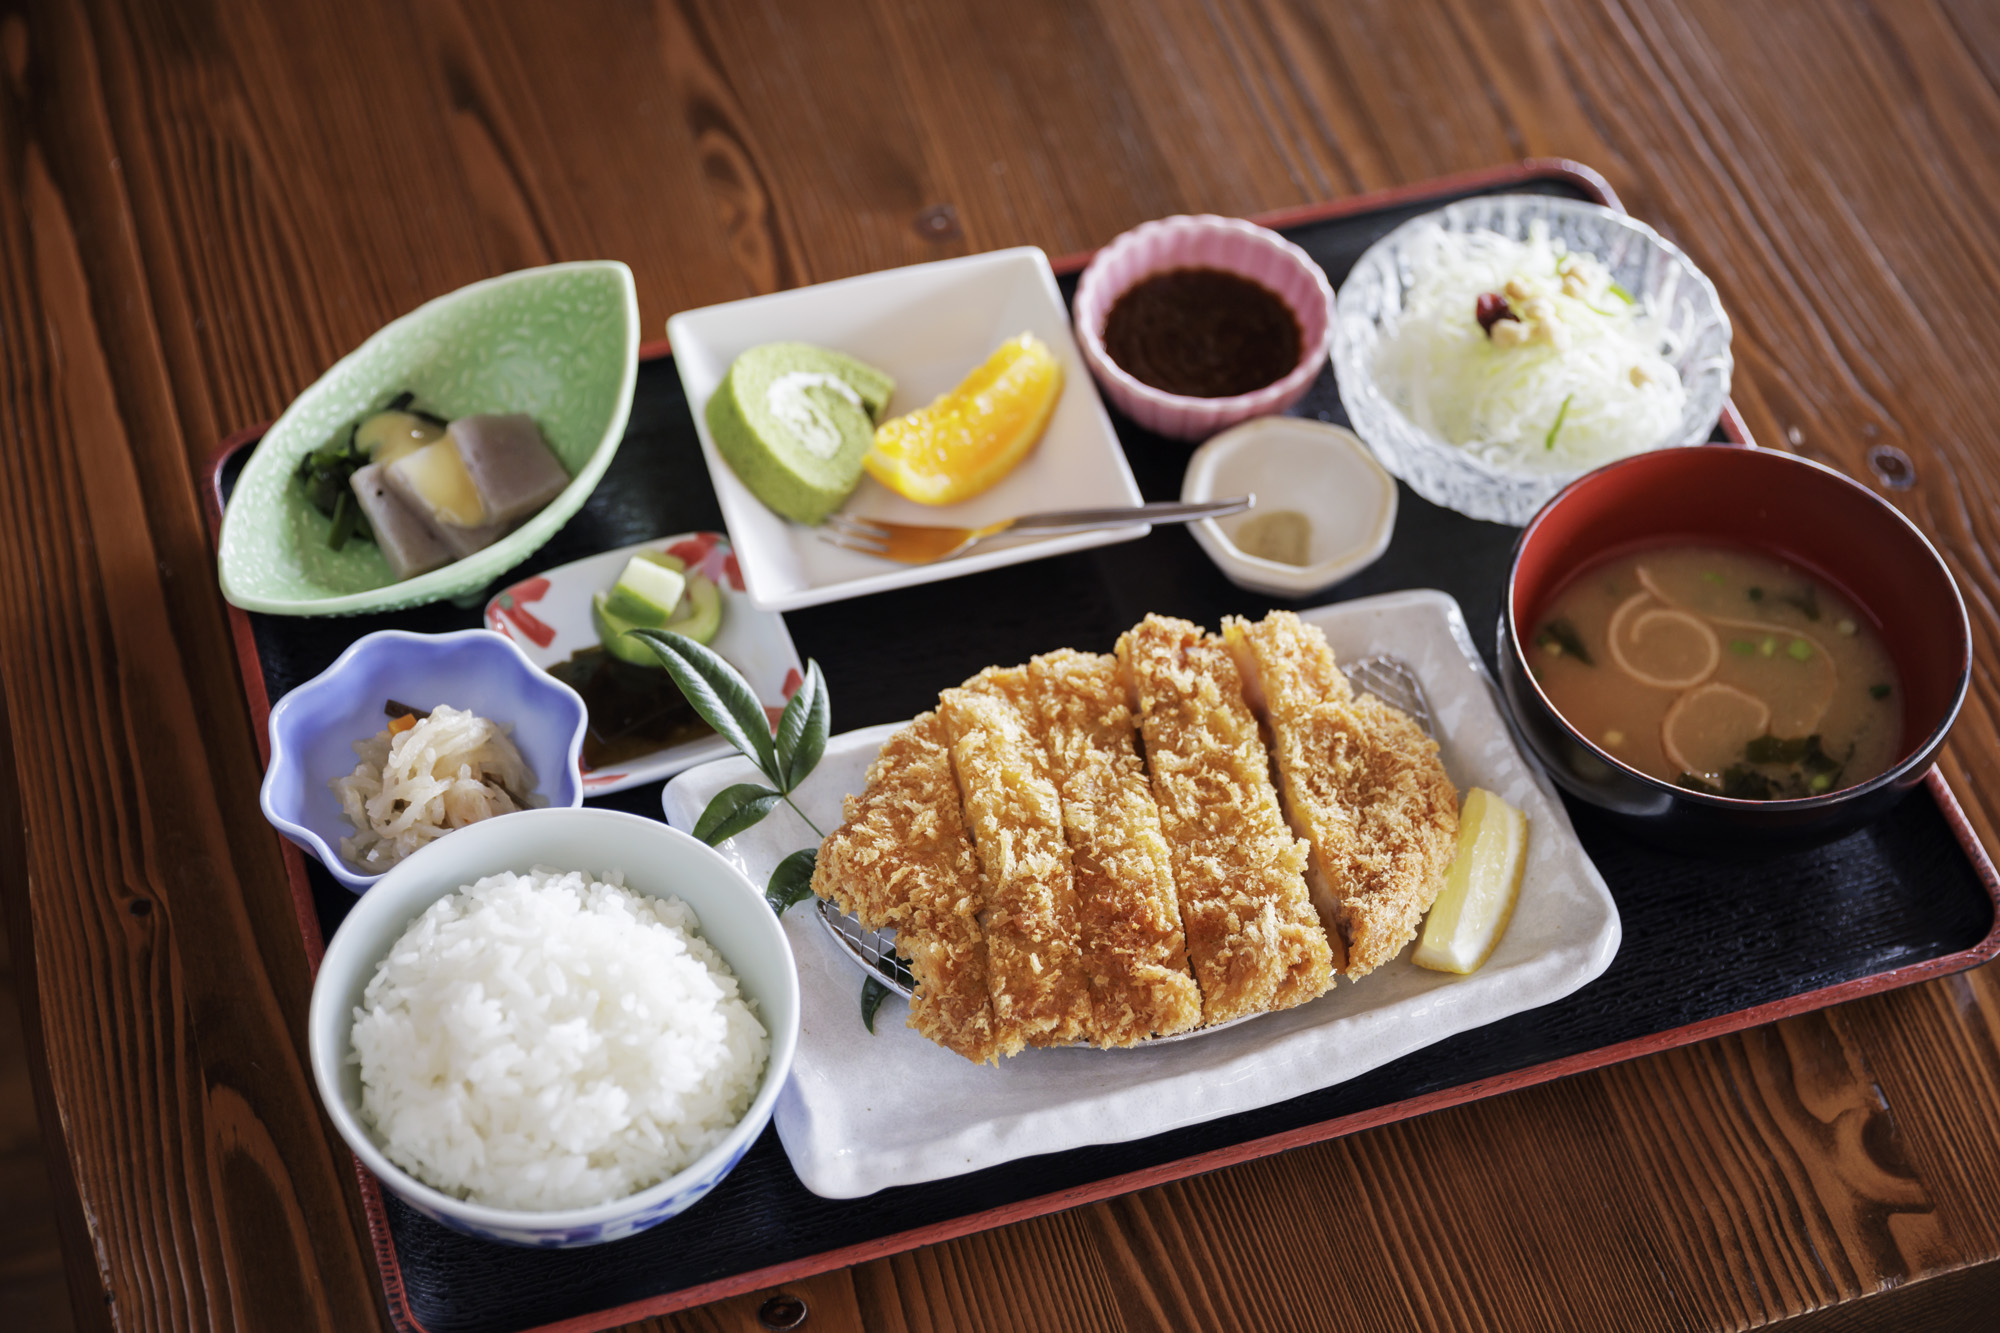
top-left (332, 704), bottom-right (544, 872)
top-left (350, 867), bottom-right (768, 1211)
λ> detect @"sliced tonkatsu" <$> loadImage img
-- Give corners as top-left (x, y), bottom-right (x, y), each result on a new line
top-left (939, 679), bottom-right (1096, 1047)
top-left (1027, 649), bottom-right (1202, 1044)
top-left (809, 711), bottom-right (1010, 1063)
top-left (1225, 611), bottom-right (1460, 979)
top-left (1115, 615), bottom-right (1333, 1023)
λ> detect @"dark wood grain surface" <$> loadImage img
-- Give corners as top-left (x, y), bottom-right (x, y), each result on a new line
top-left (4, 1), bottom-right (1999, 1330)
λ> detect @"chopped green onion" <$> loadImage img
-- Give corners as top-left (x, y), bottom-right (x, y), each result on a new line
top-left (1787, 639), bottom-right (1813, 661)
top-left (1702, 571), bottom-right (1726, 586)
top-left (1809, 773), bottom-right (1834, 794)
top-left (1760, 636), bottom-right (1777, 656)
top-left (1730, 639), bottom-right (1756, 657)
top-left (1544, 394), bottom-right (1574, 451)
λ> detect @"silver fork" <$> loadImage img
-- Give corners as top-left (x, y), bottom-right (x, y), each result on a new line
top-left (817, 496), bottom-right (1254, 564)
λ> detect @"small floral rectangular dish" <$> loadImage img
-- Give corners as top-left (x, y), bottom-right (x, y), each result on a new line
top-left (484, 531), bottom-right (805, 794)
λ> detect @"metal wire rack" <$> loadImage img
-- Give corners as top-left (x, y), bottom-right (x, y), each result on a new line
top-left (817, 655), bottom-right (1435, 1035)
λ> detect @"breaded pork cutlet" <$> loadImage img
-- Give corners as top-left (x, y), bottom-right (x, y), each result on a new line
top-left (1225, 611), bottom-right (1459, 979)
top-left (1116, 615), bottom-right (1333, 1023)
top-left (810, 712), bottom-right (1010, 1064)
top-left (1027, 650), bottom-right (1202, 1044)
top-left (940, 680), bottom-right (1096, 1047)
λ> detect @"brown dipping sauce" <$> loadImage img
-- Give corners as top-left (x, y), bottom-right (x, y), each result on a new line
top-left (1101, 267), bottom-right (1302, 398)
top-left (546, 647), bottom-right (713, 770)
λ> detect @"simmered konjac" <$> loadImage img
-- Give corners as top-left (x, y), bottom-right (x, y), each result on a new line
top-left (1531, 546), bottom-right (1901, 799)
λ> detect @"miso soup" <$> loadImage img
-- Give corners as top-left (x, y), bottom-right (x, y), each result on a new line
top-left (1530, 546), bottom-right (1902, 799)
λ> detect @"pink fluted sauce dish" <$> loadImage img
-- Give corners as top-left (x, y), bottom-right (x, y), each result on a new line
top-left (1072, 215), bottom-right (1334, 442)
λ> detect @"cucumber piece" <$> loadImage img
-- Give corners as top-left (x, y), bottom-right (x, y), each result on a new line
top-left (591, 592), bottom-right (670, 667)
top-left (662, 572), bottom-right (723, 644)
top-left (604, 555), bottom-right (686, 627)
top-left (635, 550), bottom-right (687, 573)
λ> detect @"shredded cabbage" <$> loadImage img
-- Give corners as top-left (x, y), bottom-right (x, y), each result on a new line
top-left (1373, 222), bottom-right (1687, 472)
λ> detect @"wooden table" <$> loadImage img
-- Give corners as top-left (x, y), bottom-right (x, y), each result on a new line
top-left (4, 1), bottom-right (1999, 1328)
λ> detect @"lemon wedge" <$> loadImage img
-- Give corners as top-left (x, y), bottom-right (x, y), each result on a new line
top-left (865, 333), bottom-right (1063, 505)
top-left (1413, 788), bottom-right (1527, 974)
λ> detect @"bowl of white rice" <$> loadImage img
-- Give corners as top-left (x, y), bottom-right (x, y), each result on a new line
top-left (307, 805), bottom-right (800, 1247)
top-left (261, 628), bottom-right (588, 892)
top-left (1334, 194), bottom-right (1732, 526)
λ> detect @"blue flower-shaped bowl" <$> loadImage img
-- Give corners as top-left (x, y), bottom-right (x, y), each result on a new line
top-left (306, 807), bottom-right (801, 1246)
top-left (259, 628), bottom-right (587, 892)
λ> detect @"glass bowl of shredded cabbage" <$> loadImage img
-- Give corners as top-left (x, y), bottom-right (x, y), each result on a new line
top-left (1334, 195), bottom-right (1731, 525)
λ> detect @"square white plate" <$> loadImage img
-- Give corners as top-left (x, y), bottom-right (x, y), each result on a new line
top-left (665, 247), bottom-right (1147, 611)
top-left (483, 531), bottom-right (804, 794)
top-left (662, 590), bottom-right (1621, 1198)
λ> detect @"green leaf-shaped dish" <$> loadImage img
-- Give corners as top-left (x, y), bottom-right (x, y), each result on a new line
top-left (217, 261), bottom-right (640, 615)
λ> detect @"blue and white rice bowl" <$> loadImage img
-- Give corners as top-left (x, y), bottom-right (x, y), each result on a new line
top-left (307, 806), bottom-right (801, 1247)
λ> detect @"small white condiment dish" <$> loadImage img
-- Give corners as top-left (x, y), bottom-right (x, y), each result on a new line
top-left (1180, 418), bottom-right (1398, 598)
top-left (307, 806), bottom-right (802, 1247)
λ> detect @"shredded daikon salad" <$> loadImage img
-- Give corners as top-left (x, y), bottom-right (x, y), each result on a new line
top-left (1373, 221), bottom-right (1687, 471)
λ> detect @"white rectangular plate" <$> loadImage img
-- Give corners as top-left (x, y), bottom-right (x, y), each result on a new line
top-left (661, 590), bottom-right (1621, 1198)
top-left (665, 247), bottom-right (1147, 611)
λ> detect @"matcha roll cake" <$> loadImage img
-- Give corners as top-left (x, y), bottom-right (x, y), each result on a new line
top-left (705, 342), bottom-right (894, 525)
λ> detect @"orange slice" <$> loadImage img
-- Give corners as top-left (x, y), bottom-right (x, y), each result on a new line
top-left (865, 334), bottom-right (1063, 505)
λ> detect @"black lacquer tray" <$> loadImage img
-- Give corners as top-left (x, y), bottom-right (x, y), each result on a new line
top-left (204, 161), bottom-right (1999, 1333)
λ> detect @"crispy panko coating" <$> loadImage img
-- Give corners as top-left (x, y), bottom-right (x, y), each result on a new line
top-left (940, 680), bottom-right (1096, 1047)
top-left (1116, 615), bottom-right (1333, 1023)
top-left (1027, 650), bottom-right (1202, 1044)
top-left (1224, 612), bottom-right (1459, 980)
top-left (811, 712), bottom-right (1010, 1063)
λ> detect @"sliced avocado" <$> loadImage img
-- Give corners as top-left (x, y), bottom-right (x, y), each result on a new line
top-left (661, 572), bottom-right (723, 644)
top-left (604, 555), bottom-right (686, 627)
top-left (591, 592), bottom-right (670, 667)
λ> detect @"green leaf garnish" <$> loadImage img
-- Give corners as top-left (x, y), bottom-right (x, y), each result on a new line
top-left (860, 976), bottom-right (892, 1033)
top-left (1544, 394), bottom-right (1574, 451)
top-left (765, 848), bottom-right (818, 915)
top-left (694, 783), bottom-right (783, 846)
top-left (775, 660), bottom-right (830, 794)
top-left (630, 629), bottom-right (780, 783)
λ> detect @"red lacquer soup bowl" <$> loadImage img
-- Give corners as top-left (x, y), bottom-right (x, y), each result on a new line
top-left (1499, 446), bottom-right (1969, 853)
